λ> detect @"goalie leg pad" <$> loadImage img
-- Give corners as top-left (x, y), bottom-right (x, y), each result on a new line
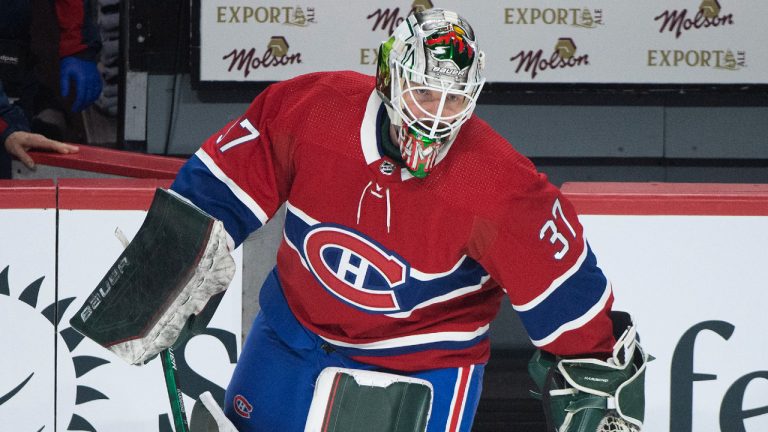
top-left (305, 367), bottom-right (433, 432)
top-left (69, 188), bottom-right (236, 364)
top-left (529, 312), bottom-right (652, 432)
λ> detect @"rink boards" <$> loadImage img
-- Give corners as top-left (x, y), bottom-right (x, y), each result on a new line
top-left (0, 179), bottom-right (242, 432)
top-left (1, 179), bottom-right (767, 431)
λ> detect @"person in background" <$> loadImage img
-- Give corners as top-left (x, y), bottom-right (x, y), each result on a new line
top-left (1, 80), bottom-right (78, 178)
top-left (53, 0), bottom-right (103, 113)
top-left (0, 0), bottom-right (99, 177)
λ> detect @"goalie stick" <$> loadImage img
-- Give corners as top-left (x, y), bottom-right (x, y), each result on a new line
top-left (162, 290), bottom-right (228, 432)
top-left (162, 347), bottom-right (190, 432)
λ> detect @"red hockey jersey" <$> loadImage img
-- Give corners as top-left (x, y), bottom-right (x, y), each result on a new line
top-left (171, 71), bottom-right (615, 371)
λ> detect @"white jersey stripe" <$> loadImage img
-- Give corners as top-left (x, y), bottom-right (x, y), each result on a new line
top-left (409, 255), bottom-right (470, 281)
top-left (317, 324), bottom-right (489, 350)
top-left (385, 275), bottom-right (490, 319)
top-left (194, 148), bottom-right (270, 224)
top-left (445, 366), bottom-right (472, 432)
top-left (455, 364), bottom-right (474, 431)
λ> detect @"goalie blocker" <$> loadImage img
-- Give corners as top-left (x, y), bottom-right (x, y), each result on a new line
top-left (69, 188), bottom-right (236, 365)
top-left (529, 311), bottom-right (652, 432)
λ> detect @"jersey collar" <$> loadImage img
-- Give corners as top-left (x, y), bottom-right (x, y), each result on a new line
top-left (360, 90), bottom-right (416, 182)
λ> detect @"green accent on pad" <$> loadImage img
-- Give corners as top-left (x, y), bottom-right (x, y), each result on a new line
top-left (549, 392), bottom-right (606, 432)
top-left (322, 372), bottom-right (431, 432)
top-left (527, 349), bottom-right (556, 392)
top-left (69, 188), bottom-right (214, 347)
top-left (617, 360), bottom-right (647, 423)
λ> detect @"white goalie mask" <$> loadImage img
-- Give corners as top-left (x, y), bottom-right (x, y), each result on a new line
top-left (376, 8), bottom-right (486, 178)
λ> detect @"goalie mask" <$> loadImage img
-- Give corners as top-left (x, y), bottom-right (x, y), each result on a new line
top-left (376, 8), bottom-right (485, 178)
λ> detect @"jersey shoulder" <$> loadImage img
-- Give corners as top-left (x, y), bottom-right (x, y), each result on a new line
top-left (448, 115), bottom-right (547, 197)
top-left (245, 71), bottom-right (374, 140)
top-left (260, 71), bottom-right (374, 110)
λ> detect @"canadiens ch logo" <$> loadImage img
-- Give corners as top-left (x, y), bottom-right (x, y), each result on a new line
top-left (233, 394), bottom-right (253, 418)
top-left (302, 225), bottom-right (408, 312)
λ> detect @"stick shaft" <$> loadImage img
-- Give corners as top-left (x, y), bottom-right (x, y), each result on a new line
top-left (161, 347), bottom-right (189, 432)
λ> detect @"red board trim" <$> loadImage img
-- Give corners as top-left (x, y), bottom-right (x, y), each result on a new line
top-left (0, 180), bottom-right (56, 208)
top-left (58, 179), bottom-right (173, 210)
top-left (562, 182), bottom-right (768, 216)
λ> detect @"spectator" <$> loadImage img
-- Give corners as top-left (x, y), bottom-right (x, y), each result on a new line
top-left (1, 80), bottom-right (78, 178)
top-left (0, 0), bottom-right (98, 177)
top-left (54, 0), bottom-right (103, 113)
top-left (0, 0), bottom-right (102, 139)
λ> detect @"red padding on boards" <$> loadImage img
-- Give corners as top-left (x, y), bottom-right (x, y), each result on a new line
top-left (0, 179), bottom-right (56, 209)
top-left (58, 178), bottom-right (173, 210)
top-left (562, 182), bottom-right (768, 216)
top-left (27, 145), bottom-right (186, 179)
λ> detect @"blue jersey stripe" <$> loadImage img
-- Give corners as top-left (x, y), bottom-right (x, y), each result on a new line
top-left (516, 245), bottom-right (608, 342)
top-left (171, 154), bottom-right (264, 245)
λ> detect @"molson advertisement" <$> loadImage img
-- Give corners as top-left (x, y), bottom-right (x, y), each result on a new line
top-left (198, 0), bottom-right (767, 83)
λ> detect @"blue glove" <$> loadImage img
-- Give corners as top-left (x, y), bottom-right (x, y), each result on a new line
top-left (60, 56), bottom-right (103, 112)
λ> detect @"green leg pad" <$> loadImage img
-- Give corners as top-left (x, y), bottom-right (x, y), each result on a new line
top-left (320, 371), bottom-right (432, 432)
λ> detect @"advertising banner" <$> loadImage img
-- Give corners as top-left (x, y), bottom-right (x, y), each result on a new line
top-left (0, 180), bottom-right (243, 431)
top-left (197, 0), bottom-right (767, 84)
top-left (566, 183), bottom-right (768, 432)
top-left (581, 215), bottom-right (768, 432)
top-left (0, 182), bottom-right (57, 430)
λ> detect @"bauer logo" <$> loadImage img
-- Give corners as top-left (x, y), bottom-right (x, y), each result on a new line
top-left (222, 36), bottom-right (302, 79)
top-left (654, 0), bottom-right (734, 39)
top-left (509, 37), bottom-right (590, 80)
top-left (504, 7), bottom-right (604, 28)
top-left (79, 256), bottom-right (128, 322)
top-left (215, 5), bottom-right (316, 27)
top-left (302, 225), bottom-right (407, 313)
